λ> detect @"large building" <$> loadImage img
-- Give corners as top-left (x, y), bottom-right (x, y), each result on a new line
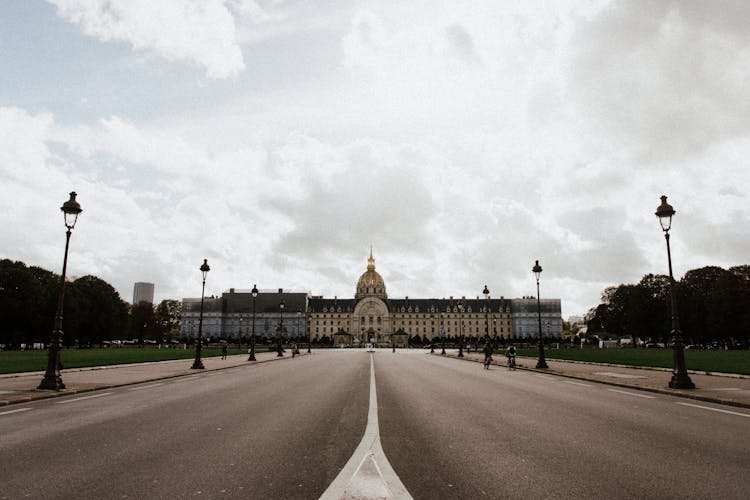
top-left (180, 288), bottom-right (308, 340)
top-left (178, 251), bottom-right (563, 344)
top-left (133, 282), bottom-right (154, 304)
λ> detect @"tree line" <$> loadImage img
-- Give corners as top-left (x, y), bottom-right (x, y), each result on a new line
top-left (0, 259), bottom-right (181, 349)
top-left (585, 265), bottom-right (750, 347)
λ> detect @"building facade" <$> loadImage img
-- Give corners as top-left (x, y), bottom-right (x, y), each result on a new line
top-left (307, 251), bottom-right (517, 346)
top-left (133, 282), bottom-right (154, 304)
top-left (180, 289), bottom-right (308, 340)
top-left (178, 251), bottom-right (563, 343)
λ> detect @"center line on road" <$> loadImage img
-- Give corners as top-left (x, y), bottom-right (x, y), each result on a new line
top-left (55, 392), bottom-right (113, 404)
top-left (607, 389), bottom-right (655, 399)
top-left (320, 354), bottom-right (413, 500)
top-left (565, 381), bottom-right (593, 388)
top-left (127, 383), bottom-right (164, 391)
top-left (0, 407), bottom-right (32, 416)
top-left (677, 402), bottom-right (750, 418)
top-left (535, 375), bottom-right (556, 380)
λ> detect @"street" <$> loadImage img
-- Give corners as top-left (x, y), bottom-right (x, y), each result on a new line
top-left (1, 350), bottom-right (749, 499)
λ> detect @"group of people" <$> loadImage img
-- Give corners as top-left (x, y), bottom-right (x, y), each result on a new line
top-left (483, 341), bottom-right (516, 370)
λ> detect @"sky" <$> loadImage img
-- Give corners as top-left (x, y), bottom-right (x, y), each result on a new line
top-left (1, 0), bottom-right (749, 319)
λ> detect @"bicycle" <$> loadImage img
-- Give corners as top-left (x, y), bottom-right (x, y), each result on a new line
top-left (507, 354), bottom-right (516, 370)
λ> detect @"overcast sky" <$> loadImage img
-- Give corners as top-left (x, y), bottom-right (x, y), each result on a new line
top-left (2, 1), bottom-right (749, 318)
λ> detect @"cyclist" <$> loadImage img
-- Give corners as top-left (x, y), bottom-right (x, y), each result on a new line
top-left (482, 341), bottom-right (493, 369)
top-left (506, 344), bottom-right (517, 370)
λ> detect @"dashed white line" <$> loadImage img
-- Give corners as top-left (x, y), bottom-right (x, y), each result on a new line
top-left (127, 383), bottom-right (164, 391)
top-left (607, 389), bottom-right (656, 399)
top-left (55, 392), bottom-right (113, 404)
top-left (0, 407), bottom-right (32, 416)
top-left (677, 402), bottom-right (750, 418)
top-left (535, 375), bottom-right (556, 380)
top-left (565, 381), bottom-right (593, 388)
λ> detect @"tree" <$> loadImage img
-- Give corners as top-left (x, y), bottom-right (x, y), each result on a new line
top-left (129, 301), bottom-right (156, 344)
top-left (0, 260), bottom-right (58, 348)
top-left (156, 299), bottom-right (181, 341)
top-left (65, 276), bottom-right (129, 346)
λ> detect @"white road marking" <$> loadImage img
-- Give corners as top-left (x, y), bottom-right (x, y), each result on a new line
top-left (676, 402), bottom-right (750, 418)
top-left (54, 392), bottom-right (113, 404)
top-left (606, 389), bottom-right (656, 399)
top-left (320, 354), bottom-right (412, 500)
top-left (0, 407), bottom-right (32, 416)
top-left (593, 372), bottom-right (647, 379)
top-left (127, 383), bottom-right (164, 391)
top-left (535, 375), bottom-right (556, 380)
top-left (565, 381), bottom-right (593, 388)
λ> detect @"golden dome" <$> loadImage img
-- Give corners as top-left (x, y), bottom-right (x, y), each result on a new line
top-left (355, 247), bottom-right (387, 299)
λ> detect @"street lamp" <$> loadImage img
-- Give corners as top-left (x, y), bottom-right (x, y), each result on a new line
top-left (533, 260), bottom-right (548, 369)
top-left (483, 284), bottom-right (490, 342)
top-left (307, 311), bottom-right (312, 354)
top-left (457, 302), bottom-right (465, 358)
top-left (440, 311), bottom-right (446, 355)
top-left (38, 192), bottom-right (82, 390)
top-left (430, 314), bottom-right (435, 353)
top-left (655, 195), bottom-right (695, 389)
top-left (249, 284), bottom-right (258, 361)
top-left (277, 297), bottom-right (285, 357)
top-left (191, 259), bottom-right (210, 369)
top-left (239, 316), bottom-right (244, 350)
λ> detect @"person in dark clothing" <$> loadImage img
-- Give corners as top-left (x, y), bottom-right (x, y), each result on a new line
top-left (483, 341), bottom-right (493, 369)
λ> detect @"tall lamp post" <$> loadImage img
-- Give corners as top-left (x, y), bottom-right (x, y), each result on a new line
top-left (307, 311), bottom-right (312, 353)
top-left (38, 192), bottom-right (82, 390)
top-left (249, 284), bottom-right (258, 361)
top-left (483, 284), bottom-right (490, 342)
top-left (191, 259), bottom-right (210, 369)
top-left (457, 302), bottom-right (465, 358)
top-left (430, 314), bottom-right (435, 353)
top-left (440, 311), bottom-right (446, 355)
top-left (656, 195), bottom-right (695, 389)
top-left (277, 298), bottom-right (285, 357)
top-left (533, 260), bottom-right (549, 369)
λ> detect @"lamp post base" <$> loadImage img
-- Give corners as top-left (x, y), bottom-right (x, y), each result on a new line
top-left (38, 375), bottom-right (65, 390)
top-left (191, 360), bottom-right (205, 369)
top-left (669, 373), bottom-right (695, 389)
top-left (536, 359), bottom-right (549, 369)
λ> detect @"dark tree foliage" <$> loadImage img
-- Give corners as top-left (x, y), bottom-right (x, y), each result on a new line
top-left (0, 260), bottom-right (58, 348)
top-left (0, 260), bottom-right (129, 348)
top-left (65, 276), bottom-right (129, 346)
top-left (156, 299), bottom-right (181, 340)
top-left (588, 266), bottom-right (750, 345)
top-left (129, 301), bottom-right (156, 344)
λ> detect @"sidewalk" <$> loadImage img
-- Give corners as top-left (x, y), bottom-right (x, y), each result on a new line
top-left (0, 351), bottom-right (300, 407)
top-left (450, 350), bottom-right (750, 409)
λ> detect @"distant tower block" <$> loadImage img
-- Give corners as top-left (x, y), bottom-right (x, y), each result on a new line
top-left (133, 282), bottom-right (155, 304)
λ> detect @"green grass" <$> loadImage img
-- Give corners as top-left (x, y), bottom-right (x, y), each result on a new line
top-left (0, 347), bottom-right (265, 374)
top-left (515, 347), bottom-right (750, 375)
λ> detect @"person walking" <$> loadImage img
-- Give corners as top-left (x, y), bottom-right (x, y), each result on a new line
top-left (221, 343), bottom-right (228, 360)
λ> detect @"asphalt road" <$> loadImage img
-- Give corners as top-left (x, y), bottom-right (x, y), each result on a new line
top-left (1, 350), bottom-right (749, 499)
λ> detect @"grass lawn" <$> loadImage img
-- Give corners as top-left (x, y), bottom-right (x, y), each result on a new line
top-left (0, 347), bottom-right (265, 374)
top-left (516, 347), bottom-right (750, 375)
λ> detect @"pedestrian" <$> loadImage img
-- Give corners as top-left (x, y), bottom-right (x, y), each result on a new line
top-left (483, 340), bottom-right (493, 369)
top-left (221, 343), bottom-right (228, 360)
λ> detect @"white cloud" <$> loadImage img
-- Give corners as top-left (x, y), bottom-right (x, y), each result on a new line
top-left (48, 0), bottom-right (245, 78)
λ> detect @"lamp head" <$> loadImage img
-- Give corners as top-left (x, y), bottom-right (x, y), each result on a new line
top-left (483, 284), bottom-right (489, 298)
top-left (251, 284), bottom-right (258, 298)
top-left (200, 259), bottom-right (210, 280)
top-left (532, 260), bottom-right (542, 282)
top-left (61, 192), bottom-right (82, 229)
top-left (655, 195), bottom-right (675, 232)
